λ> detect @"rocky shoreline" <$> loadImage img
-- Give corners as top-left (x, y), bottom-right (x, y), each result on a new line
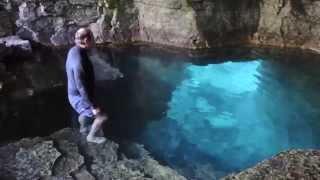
top-left (223, 150), bottom-right (320, 180)
top-left (1, 128), bottom-right (320, 180)
top-left (0, 128), bottom-right (186, 180)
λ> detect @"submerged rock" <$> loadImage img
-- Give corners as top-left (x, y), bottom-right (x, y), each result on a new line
top-left (0, 128), bottom-right (186, 180)
top-left (223, 150), bottom-right (320, 180)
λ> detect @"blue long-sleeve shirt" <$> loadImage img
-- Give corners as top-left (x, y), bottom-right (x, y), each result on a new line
top-left (66, 46), bottom-right (95, 117)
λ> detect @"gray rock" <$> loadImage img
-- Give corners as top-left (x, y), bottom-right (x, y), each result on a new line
top-left (69, 0), bottom-right (96, 6)
top-left (1, 0), bottom-right (320, 51)
top-left (134, 0), bottom-right (183, 10)
top-left (108, 0), bottom-right (139, 43)
top-left (52, 140), bottom-right (84, 178)
top-left (141, 158), bottom-right (187, 180)
top-left (17, 1), bottom-right (37, 22)
top-left (1, 122), bottom-right (320, 179)
top-left (0, 35), bottom-right (31, 52)
top-left (135, 0), bottom-right (201, 48)
top-left (50, 25), bottom-right (78, 46)
top-left (89, 14), bottom-right (112, 43)
top-left (0, 128), bottom-right (187, 180)
top-left (15, 141), bottom-right (61, 180)
top-left (0, 9), bottom-right (14, 37)
top-left (135, 0), bottom-right (260, 49)
top-left (73, 167), bottom-right (95, 180)
top-left (223, 149), bottom-right (320, 180)
top-left (11, 0), bottom-right (101, 46)
top-left (0, 138), bottom-right (60, 180)
top-left (254, 0), bottom-right (320, 51)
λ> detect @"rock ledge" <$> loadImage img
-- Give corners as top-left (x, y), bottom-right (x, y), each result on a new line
top-left (223, 149), bottom-right (320, 180)
top-left (0, 128), bottom-right (186, 180)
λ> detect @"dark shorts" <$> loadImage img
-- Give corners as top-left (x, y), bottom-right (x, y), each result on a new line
top-left (79, 112), bottom-right (108, 126)
top-left (78, 114), bottom-right (94, 126)
top-left (79, 107), bottom-right (94, 118)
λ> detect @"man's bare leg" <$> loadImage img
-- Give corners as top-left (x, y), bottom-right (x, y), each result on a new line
top-left (87, 113), bottom-right (107, 144)
top-left (78, 115), bottom-right (90, 135)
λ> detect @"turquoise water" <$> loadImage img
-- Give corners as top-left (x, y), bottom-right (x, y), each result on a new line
top-left (3, 46), bottom-right (320, 179)
top-left (109, 48), bottom-right (320, 179)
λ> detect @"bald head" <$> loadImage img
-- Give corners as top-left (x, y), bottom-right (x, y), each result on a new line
top-left (75, 27), bottom-right (94, 48)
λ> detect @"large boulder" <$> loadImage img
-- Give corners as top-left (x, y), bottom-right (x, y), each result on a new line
top-left (135, 0), bottom-right (260, 48)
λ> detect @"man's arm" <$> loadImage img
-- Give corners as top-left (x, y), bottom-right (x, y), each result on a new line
top-left (73, 60), bottom-right (96, 111)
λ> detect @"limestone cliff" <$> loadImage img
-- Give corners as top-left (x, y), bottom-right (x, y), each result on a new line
top-left (135, 0), bottom-right (259, 48)
top-left (0, 0), bottom-right (319, 50)
top-left (254, 0), bottom-right (320, 51)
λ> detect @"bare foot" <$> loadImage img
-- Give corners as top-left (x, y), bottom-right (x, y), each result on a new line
top-left (86, 136), bottom-right (106, 144)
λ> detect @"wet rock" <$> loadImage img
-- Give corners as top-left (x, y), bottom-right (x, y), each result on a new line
top-left (0, 128), bottom-right (187, 180)
top-left (223, 150), bottom-right (320, 180)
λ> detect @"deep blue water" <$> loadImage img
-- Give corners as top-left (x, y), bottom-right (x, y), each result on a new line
top-left (2, 46), bottom-right (320, 179)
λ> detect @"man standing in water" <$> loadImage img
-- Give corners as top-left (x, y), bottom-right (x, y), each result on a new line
top-left (66, 27), bottom-right (107, 144)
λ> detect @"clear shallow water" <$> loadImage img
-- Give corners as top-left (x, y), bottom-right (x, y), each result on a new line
top-left (2, 46), bottom-right (320, 179)
top-left (109, 47), bottom-right (320, 179)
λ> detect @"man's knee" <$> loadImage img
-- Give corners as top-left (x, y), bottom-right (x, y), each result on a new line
top-left (78, 115), bottom-right (93, 126)
top-left (97, 113), bottom-right (108, 123)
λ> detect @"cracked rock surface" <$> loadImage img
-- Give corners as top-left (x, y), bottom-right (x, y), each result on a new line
top-left (223, 150), bottom-right (320, 180)
top-left (0, 128), bottom-right (186, 180)
top-left (1, 0), bottom-right (320, 50)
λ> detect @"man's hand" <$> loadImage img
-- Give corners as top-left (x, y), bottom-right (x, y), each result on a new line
top-left (92, 107), bottom-right (101, 116)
